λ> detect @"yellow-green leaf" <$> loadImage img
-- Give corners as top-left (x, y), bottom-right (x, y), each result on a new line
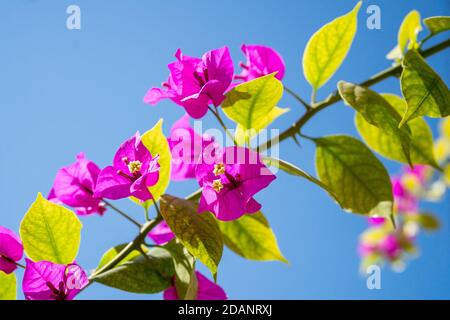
top-left (20, 193), bottom-right (82, 264)
top-left (302, 1), bottom-right (361, 90)
top-left (355, 93), bottom-right (440, 169)
top-left (132, 119), bottom-right (171, 208)
top-left (160, 195), bottom-right (223, 275)
top-left (218, 212), bottom-right (287, 263)
top-left (0, 272), bottom-right (16, 300)
top-left (399, 50), bottom-right (450, 126)
top-left (398, 10), bottom-right (422, 53)
top-left (424, 16), bottom-right (450, 37)
top-left (338, 81), bottom-right (413, 165)
top-left (315, 135), bottom-right (393, 217)
top-left (222, 73), bottom-right (288, 145)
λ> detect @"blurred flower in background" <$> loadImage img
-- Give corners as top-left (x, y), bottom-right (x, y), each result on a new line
top-left (358, 118), bottom-right (449, 272)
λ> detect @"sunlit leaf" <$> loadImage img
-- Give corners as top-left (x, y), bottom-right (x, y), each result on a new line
top-left (160, 195), bottom-right (223, 275)
top-left (95, 247), bottom-right (174, 294)
top-left (222, 73), bottom-right (288, 145)
top-left (302, 1), bottom-right (361, 90)
top-left (0, 272), bottom-right (16, 300)
top-left (315, 135), bottom-right (393, 217)
top-left (95, 243), bottom-right (148, 271)
top-left (423, 16), bottom-right (450, 37)
top-left (338, 81), bottom-right (413, 165)
top-left (355, 93), bottom-right (440, 169)
top-left (218, 212), bottom-right (287, 263)
top-left (20, 193), bottom-right (82, 264)
top-left (398, 10), bottom-right (422, 52)
top-left (399, 50), bottom-right (450, 126)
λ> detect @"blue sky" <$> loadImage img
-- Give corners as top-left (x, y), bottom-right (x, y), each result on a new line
top-left (0, 0), bottom-right (449, 299)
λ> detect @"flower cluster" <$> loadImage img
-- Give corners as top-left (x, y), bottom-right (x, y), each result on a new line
top-left (358, 119), bottom-right (450, 272)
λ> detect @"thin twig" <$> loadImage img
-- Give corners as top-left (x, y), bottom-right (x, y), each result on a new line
top-left (209, 106), bottom-right (238, 145)
top-left (284, 86), bottom-right (311, 110)
top-left (104, 200), bottom-right (141, 228)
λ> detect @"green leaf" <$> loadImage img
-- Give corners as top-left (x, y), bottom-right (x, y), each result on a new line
top-left (164, 240), bottom-right (197, 300)
top-left (95, 243), bottom-right (147, 271)
top-left (222, 73), bottom-right (288, 144)
top-left (218, 212), bottom-right (287, 263)
top-left (399, 50), bottom-right (450, 126)
top-left (95, 247), bottom-right (174, 294)
top-left (160, 194), bottom-right (223, 275)
top-left (398, 10), bottom-right (422, 52)
top-left (132, 119), bottom-right (171, 208)
top-left (355, 93), bottom-right (440, 169)
top-left (315, 135), bottom-right (393, 217)
top-left (424, 16), bottom-right (450, 37)
top-left (0, 272), bottom-right (16, 300)
top-left (20, 193), bottom-right (82, 264)
top-left (338, 81), bottom-right (413, 165)
top-left (407, 212), bottom-right (440, 231)
top-left (302, 1), bottom-right (361, 90)
top-left (264, 156), bottom-right (342, 207)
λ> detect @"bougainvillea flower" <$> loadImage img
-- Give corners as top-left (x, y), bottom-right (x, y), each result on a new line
top-left (378, 234), bottom-right (401, 259)
top-left (392, 177), bottom-right (419, 213)
top-left (48, 153), bottom-right (106, 216)
top-left (0, 226), bottom-right (23, 274)
top-left (23, 259), bottom-right (88, 300)
top-left (143, 47), bottom-right (234, 119)
top-left (235, 44), bottom-right (285, 82)
top-left (163, 271), bottom-right (227, 300)
top-left (368, 217), bottom-right (386, 226)
top-left (196, 146), bottom-right (276, 221)
top-left (94, 132), bottom-right (160, 202)
top-left (168, 114), bottom-right (218, 181)
top-left (147, 221), bottom-right (175, 245)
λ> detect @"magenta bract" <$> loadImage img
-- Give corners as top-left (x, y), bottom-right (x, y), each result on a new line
top-left (48, 153), bottom-right (106, 216)
top-left (94, 132), bottom-right (160, 202)
top-left (147, 220), bottom-right (175, 245)
top-left (196, 146), bottom-right (276, 221)
top-left (143, 47), bottom-right (234, 119)
top-left (0, 226), bottom-right (23, 274)
top-left (163, 271), bottom-right (227, 300)
top-left (23, 259), bottom-right (88, 300)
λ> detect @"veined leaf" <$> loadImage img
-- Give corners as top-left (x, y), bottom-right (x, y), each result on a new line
top-left (315, 135), bottom-right (393, 217)
top-left (222, 73), bottom-right (288, 145)
top-left (423, 16), bottom-right (450, 37)
top-left (398, 10), bottom-right (422, 52)
top-left (302, 1), bottom-right (361, 90)
top-left (0, 272), bottom-right (16, 300)
top-left (20, 193), bottom-right (82, 264)
top-left (355, 93), bottom-right (440, 169)
top-left (399, 50), bottom-right (450, 126)
top-left (338, 81), bottom-right (413, 165)
top-left (132, 119), bottom-right (171, 208)
top-left (160, 195), bottom-right (223, 275)
top-left (95, 247), bottom-right (174, 294)
top-left (218, 212), bottom-right (287, 263)
top-left (164, 240), bottom-right (197, 300)
top-left (264, 156), bottom-right (342, 207)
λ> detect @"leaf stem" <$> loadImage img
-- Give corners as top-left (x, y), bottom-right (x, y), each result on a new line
top-left (0, 255), bottom-right (25, 269)
top-left (258, 37), bottom-right (450, 152)
top-left (104, 200), bottom-right (141, 228)
top-left (208, 106), bottom-right (238, 145)
top-left (284, 86), bottom-right (311, 110)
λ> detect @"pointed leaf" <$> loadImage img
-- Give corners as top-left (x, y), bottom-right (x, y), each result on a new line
top-left (338, 81), bottom-right (413, 165)
top-left (95, 243), bottom-right (147, 271)
top-left (424, 16), bottom-right (450, 37)
top-left (20, 193), bottom-right (82, 264)
top-left (160, 195), bottom-right (223, 275)
top-left (94, 247), bottom-right (174, 294)
top-left (315, 135), bottom-right (393, 217)
top-left (0, 272), bottom-right (16, 300)
top-left (399, 50), bottom-right (450, 126)
top-left (218, 212), bottom-right (287, 263)
top-left (302, 1), bottom-right (361, 90)
top-left (222, 73), bottom-right (288, 143)
top-left (398, 10), bottom-right (422, 52)
top-left (355, 93), bottom-right (440, 169)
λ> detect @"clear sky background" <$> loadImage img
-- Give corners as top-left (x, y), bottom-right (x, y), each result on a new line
top-left (0, 0), bottom-right (449, 299)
